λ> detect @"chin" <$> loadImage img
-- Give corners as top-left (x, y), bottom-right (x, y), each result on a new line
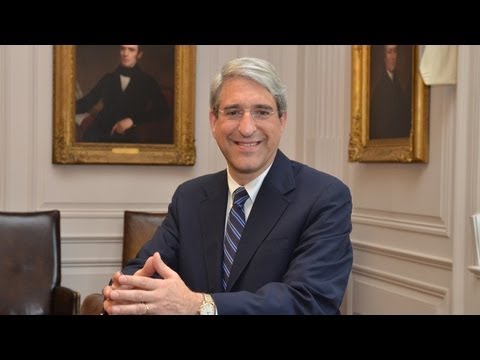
top-left (233, 162), bottom-right (261, 174)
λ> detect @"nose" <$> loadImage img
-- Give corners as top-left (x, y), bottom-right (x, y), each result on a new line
top-left (238, 110), bottom-right (256, 136)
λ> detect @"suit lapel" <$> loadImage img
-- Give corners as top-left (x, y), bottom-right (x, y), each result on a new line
top-left (227, 151), bottom-right (295, 291)
top-left (200, 171), bottom-right (228, 292)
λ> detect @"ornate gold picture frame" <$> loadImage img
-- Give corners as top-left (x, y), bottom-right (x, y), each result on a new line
top-left (349, 45), bottom-right (429, 163)
top-left (53, 45), bottom-right (196, 165)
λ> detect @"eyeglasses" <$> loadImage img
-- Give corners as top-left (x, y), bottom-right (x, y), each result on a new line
top-left (218, 108), bottom-right (278, 121)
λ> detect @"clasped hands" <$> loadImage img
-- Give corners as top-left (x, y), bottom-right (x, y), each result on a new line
top-left (111, 117), bottom-right (134, 135)
top-left (102, 252), bottom-right (203, 315)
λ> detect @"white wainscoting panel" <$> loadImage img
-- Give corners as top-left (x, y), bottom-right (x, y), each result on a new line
top-left (352, 270), bottom-right (448, 314)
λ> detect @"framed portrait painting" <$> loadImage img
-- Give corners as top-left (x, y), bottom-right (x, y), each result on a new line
top-left (349, 45), bottom-right (429, 163)
top-left (53, 45), bottom-right (196, 165)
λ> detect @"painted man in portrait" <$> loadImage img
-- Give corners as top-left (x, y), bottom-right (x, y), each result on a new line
top-left (370, 45), bottom-right (411, 140)
top-left (76, 45), bottom-right (171, 143)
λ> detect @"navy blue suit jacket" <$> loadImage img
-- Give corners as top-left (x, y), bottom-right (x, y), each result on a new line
top-left (123, 150), bottom-right (353, 314)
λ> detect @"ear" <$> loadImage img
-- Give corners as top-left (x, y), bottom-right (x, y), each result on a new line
top-left (279, 112), bottom-right (287, 133)
top-left (137, 50), bottom-right (143, 60)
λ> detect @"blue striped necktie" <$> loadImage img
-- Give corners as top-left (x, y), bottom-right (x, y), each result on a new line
top-left (222, 187), bottom-right (249, 290)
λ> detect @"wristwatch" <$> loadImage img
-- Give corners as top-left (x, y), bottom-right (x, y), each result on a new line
top-left (199, 293), bottom-right (216, 315)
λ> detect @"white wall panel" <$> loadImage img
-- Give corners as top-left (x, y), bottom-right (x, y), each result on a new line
top-left (352, 273), bottom-right (447, 315)
top-left (4, 46), bottom-right (36, 210)
top-left (298, 45), bottom-right (349, 180)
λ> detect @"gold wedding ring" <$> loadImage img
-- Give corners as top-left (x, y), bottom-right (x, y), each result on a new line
top-left (143, 302), bottom-right (150, 315)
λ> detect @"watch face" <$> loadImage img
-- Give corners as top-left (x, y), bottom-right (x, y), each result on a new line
top-left (200, 302), bottom-right (215, 315)
top-left (199, 294), bottom-right (216, 315)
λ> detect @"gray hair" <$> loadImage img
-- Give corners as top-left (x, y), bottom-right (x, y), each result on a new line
top-left (210, 57), bottom-right (287, 116)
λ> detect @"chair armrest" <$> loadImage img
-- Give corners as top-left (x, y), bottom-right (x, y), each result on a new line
top-left (52, 285), bottom-right (81, 315)
top-left (80, 293), bottom-right (105, 315)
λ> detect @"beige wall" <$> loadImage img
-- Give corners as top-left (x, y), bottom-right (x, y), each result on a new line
top-left (0, 45), bottom-right (478, 313)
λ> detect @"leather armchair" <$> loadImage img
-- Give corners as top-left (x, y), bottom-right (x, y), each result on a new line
top-left (0, 210), bottom-right (80, 315)
top-left (80, 210), bottom-right (166, 315)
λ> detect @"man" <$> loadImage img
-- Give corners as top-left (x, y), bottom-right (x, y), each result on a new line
top-left (370, 45), bottom-right (411, 139)
top-left (103, 57), bottom-right (353, 315)
top-left (76, 45), bottom-right (170, 143)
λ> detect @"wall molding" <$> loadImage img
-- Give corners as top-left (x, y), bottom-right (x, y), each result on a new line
top-left (62, 236), bottom-right (121, 243)
top-left (353, 240), bottom-right (452, 270)
top-left (36, 202), bottom-right (169, 212)
top-left (439, 84), bottom-right (456, 243)
top-left (353, 264), bottom-right (448, 299)
top-left (353, 208), bottom-right (448, 237)
top-left (62, 257), bottom-right (120, 268)
top-left (468, 266), bottom-right (480, 280)
top-left (61, 210), bottom-right (128, 219)
top-left (39, 208), bottom-right (167, 219)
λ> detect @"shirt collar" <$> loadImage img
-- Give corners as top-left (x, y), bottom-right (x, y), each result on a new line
top-left (226, 163), bottom-right (273, 203)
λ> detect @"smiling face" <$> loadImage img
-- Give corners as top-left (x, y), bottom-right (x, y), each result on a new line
top-left (119, 45), bottom-right (143, 68)
top-left (209, 77), bottom-right (287, 185)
